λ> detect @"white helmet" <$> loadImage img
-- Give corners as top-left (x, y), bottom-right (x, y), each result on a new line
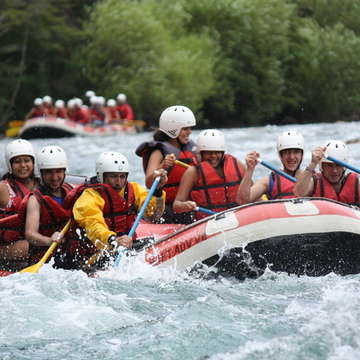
top-left (5, 139), bottom-right (35, 173)
top-left (67, 99), bottom-right (75, 108)
top-left (276, 130), bottom-right (304, 153)
top-left (322, 140), bottom-right (348, 164)
top-left (116, 93), bottom-right (127, 103)
top-left (85, 90), bottom-right (95, 98)
top-left (74, 98), bottom-right (83, 107)
top-left (107, 99), bottom-right (116, 107)
top-left (55, 100), bottom-right (65, 108)
top-left (43, 95), bottom-right (52, 104)
top-left (37, 146), bottom-right (68, 172)
top-left (197, 129), bottom-right (226, 152)
top-left (159, 105), bottom-right (196, 139)
top-left (97, 96), bottom-right (105, 106)
top-left (96, 151), bottom-right (130, 183)
top-left (90, 95), bottom-right (98, 105)
top-left (34, 98), bottom-right (43, 106)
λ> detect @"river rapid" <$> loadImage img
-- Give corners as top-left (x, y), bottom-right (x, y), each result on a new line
top-left (1, 121), bottom-right (360, 360)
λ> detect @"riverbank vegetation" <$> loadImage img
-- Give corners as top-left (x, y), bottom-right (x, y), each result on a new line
top-left (1, 0), bottom-right (360, 130)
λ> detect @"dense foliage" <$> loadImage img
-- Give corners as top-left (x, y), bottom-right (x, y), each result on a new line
top-left (1, 0), bottom-right (360, 130)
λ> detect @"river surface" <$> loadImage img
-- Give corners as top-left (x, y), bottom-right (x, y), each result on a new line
top-left (1, 121), bottom-right (360, 360)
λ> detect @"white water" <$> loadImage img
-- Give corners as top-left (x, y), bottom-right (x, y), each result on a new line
top-left (1, 121), bottom-right (360, 359)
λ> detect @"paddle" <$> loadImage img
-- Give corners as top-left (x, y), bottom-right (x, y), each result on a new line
top-left (110, 175), bottom-right (160, 267)
top-left (83, 176), bottom-right (163, 269)
top-left (326, 156), bottom-right (360, 175)
top-left (19, 219), bottom-right (72, 274)
top-left (175, 159), bottom-right (190, 168)
top-left (258, 159), bottom-right (297, 183)
top-left (196, 206), bottom-right (216, 215)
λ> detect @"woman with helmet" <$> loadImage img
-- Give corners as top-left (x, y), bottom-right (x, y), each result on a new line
top-left (136, 105), bottom-right (198, 224)
top-left (0, 139), bottom-right (39, 268)
top-left (237, 130), bottom-right (305, 204)
top-left (70, 151), bottom-right (167, 268)
top-left (294, 140), bottom-right (360, 205)
top-left (0, 139), bottom-right (39, 217)
top-left (173, 129), bottom-right (246, 220)
top-left (23, 146), bottom-right (74, 265)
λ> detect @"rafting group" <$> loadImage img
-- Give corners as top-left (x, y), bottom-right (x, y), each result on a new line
top-left (0, 104), bottom-right (359, 274)
top-left (24, 91), bottom-right (135, 126)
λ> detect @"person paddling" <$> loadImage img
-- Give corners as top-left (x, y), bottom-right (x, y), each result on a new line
top-left (0, 139), bottom-right (39, 216)
top-left (70, 151), bottom-right (167, 268)
top-left (24, 146), bottom-right (73, 266)
top-left (173, 129), bottom-right (246, 220)
top-left (136, 105), bottom-right (198, 224)
top-left (294, 140), bottom-right (360, 205)
top-left (237, 130), bottom-right (304, 204)
top-left (0, 139), bottom-right (39, 269)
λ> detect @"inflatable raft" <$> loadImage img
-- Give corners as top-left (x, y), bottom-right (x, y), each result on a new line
top-left (133, 197), bottom-right (360, 278)
top-left (19, 117), bottom-right (145, 139)
top-left (3, 198), bottom-right (360, 278)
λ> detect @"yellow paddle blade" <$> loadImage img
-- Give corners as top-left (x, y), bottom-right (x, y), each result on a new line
top-left (19, 242), bottom-right (58, 274)
top-left (19, 219), bottom-right (72, 274)
top-left (175, 160), bottom-right (190, 168)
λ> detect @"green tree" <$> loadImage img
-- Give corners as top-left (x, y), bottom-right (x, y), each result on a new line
top-left (295, 0), bottom-right (360, 35)
top-left (0, 0), bottom-right (89, 129)
top-left (288, 20), bottom-right (360, 121)
top-left (80, 0), bottom-right (218, 124)
top-left (182, 0), bottom-right (297, 126)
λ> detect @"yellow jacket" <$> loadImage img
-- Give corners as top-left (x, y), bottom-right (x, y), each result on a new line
top-left (72, 182), bottom-right (165, 250)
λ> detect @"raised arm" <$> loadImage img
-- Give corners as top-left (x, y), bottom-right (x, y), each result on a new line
top-left (237, 151), bottom-right (268, 204)
top-left (294, 146), bottom-right (325, 197)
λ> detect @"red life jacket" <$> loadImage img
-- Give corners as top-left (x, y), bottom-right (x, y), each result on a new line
top-left (312, 172), bottom-right (359, 205)
top-left (0, 213), bottom-right (23, 245)
top-left (136, 140), bottom-right (197, 204)
top-left (190, 154), bottom-right (244, 219)
top-left (32, 107), bottom-right (45, 117)
top-left (117, 104), bottom-right (134, 120)
top-left (74, 108), bottom-right (90, 124)
top-left (267, 172), bottom-right (297, 200)
top-left (90, 108), bottom-right (105, 122)
top-left (59, 181), bottom-right (137, 266)
top-left (65, 180), bottom-right (137, 238)
top-left (0, 177), bottom-right (33, 218)
top-left (21, 183), bottom-right (73, 264)
top-left (93, 182), bottom-right (137, 235)
top-left (43, 106), bottom-right (55, 116)
top-left (107, 107), bottom-right (118, 122)
top-left (56, 108), bottom-right (68, 119)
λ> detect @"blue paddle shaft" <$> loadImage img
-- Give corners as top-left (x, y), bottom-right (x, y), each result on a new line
top-left (114, 176), bottom-right (161, 267)
top-left (196, 206), bottom-right (216, 215)
top-left (326, 156), bottom-right (360, 174)
top-left (259, 160), bottom-right (297, 183)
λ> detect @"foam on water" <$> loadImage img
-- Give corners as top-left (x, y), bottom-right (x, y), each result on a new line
top-left (2, 123), bottom-right (360, 359)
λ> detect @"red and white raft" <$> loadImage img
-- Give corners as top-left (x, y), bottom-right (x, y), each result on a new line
top-left (135, 198), bottom-right (360, 278)
top-left (19, 117), bottom-right (143, 139)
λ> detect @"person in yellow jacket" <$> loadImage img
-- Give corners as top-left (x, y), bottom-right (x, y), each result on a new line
top-left (72, 151), bottom-right (167, 258)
